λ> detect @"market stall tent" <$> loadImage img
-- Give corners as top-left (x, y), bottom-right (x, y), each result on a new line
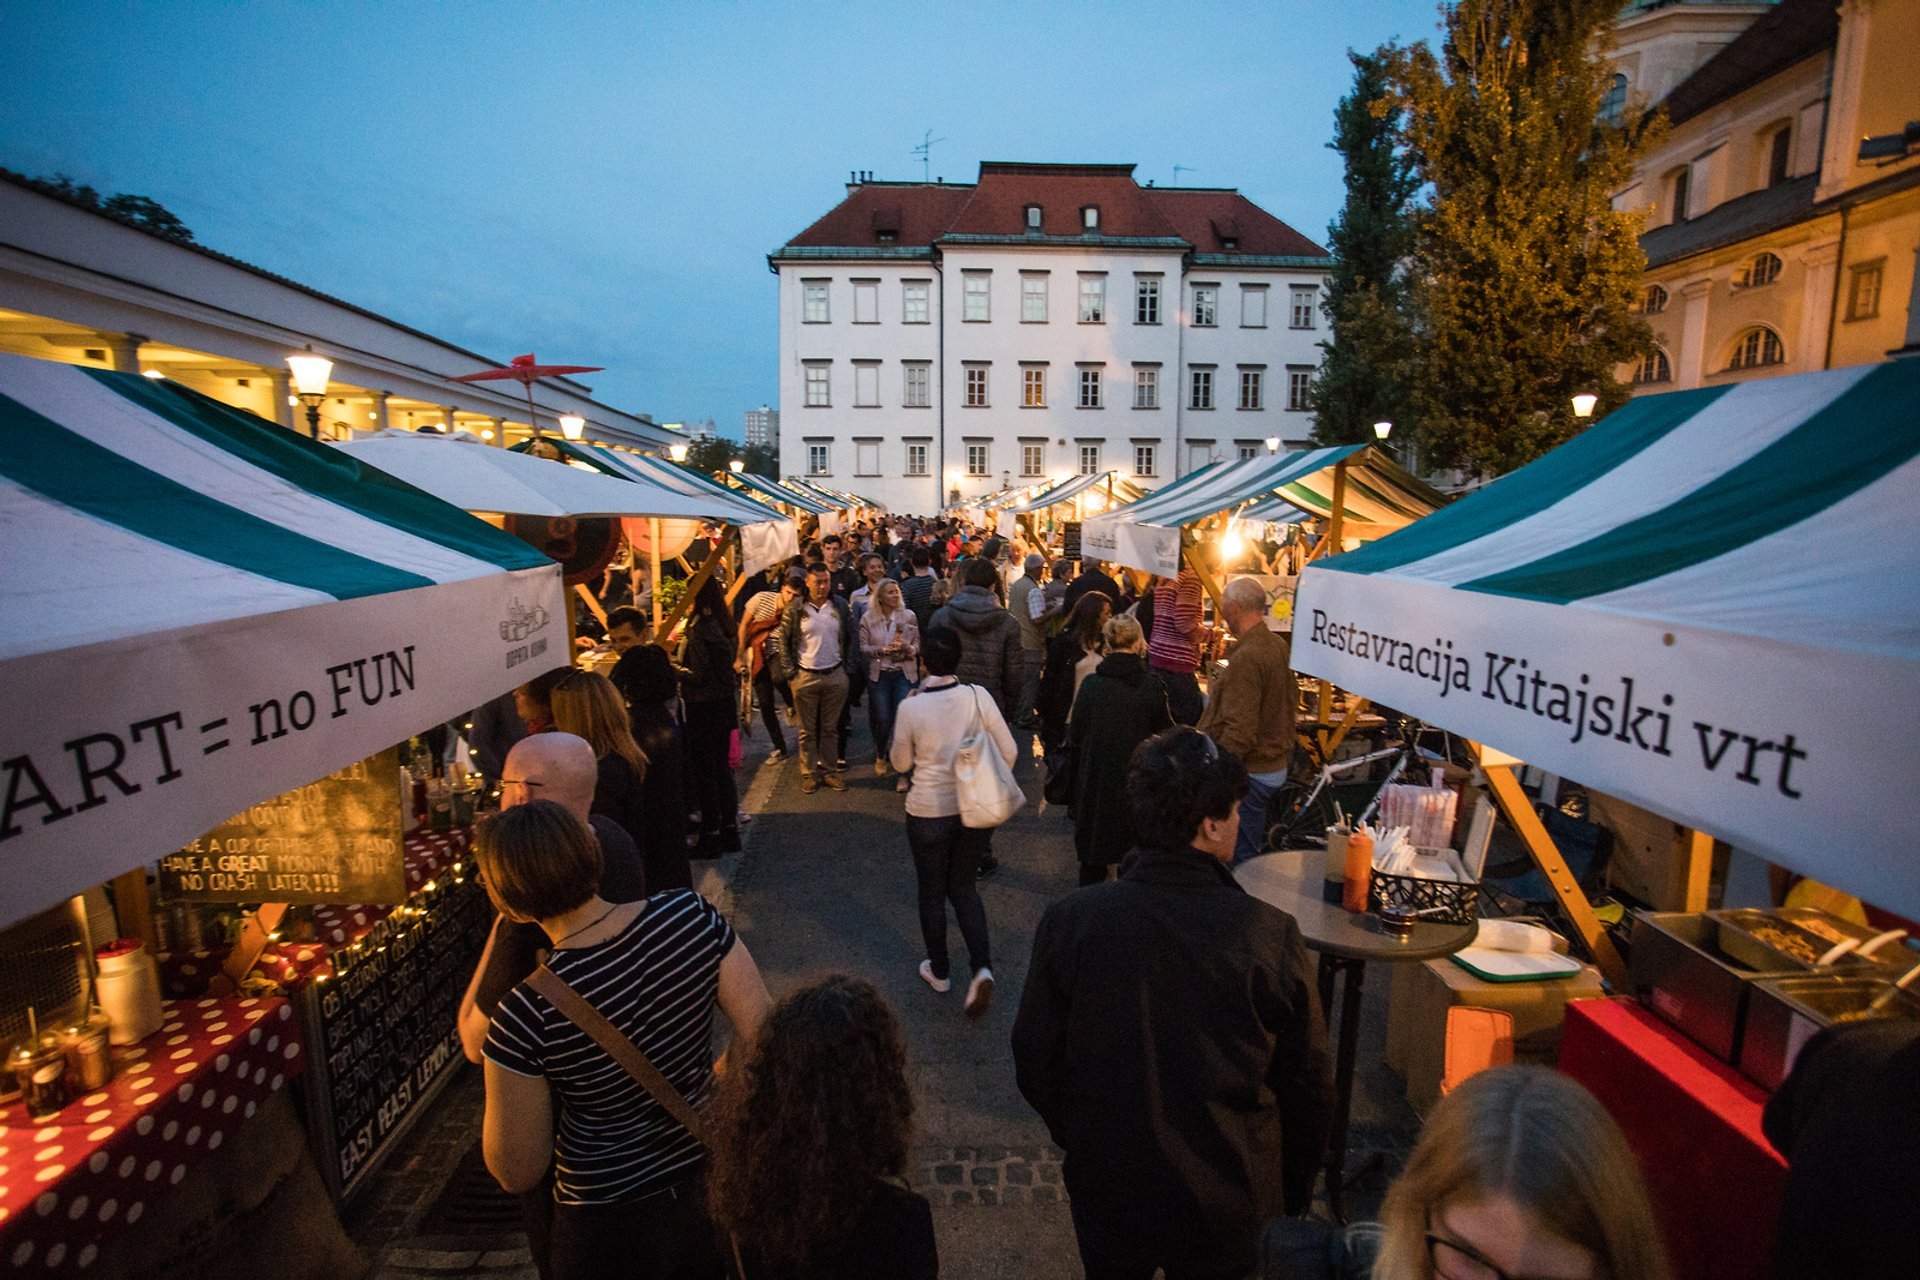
top-left (1293, 361), bottom-right (1920, 921)
top-left (0, 354), bottom-right (568, 925)
top-left (994, 470), bottom-right (1148, 540)
top-left (727, 471), bottom-right (834, 517)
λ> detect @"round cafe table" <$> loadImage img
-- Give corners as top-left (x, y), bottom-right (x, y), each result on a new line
top-left (1235, 849), bottom-right (1477, 1221)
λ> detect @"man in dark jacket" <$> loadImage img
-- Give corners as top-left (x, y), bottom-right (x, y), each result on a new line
top-left (929, 557), bottom-right (1022, 718)
top-left (1013, 727), bottom-right (1333, 1280)
top-left (1062, 559), bottom-right (1124, 615)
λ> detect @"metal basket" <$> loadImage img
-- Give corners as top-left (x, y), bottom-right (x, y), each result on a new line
top-left (1368, 869), bottom-right (1479, 926)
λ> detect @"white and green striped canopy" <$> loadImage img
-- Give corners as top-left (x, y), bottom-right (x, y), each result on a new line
top-left (730, 471), bottom-right (833, 516)
top-left (1005, 470), bottom-right (1147, 516)
top-left (1083, 446), bottom-right (1443, 576)
top-left (1295, 361), bottom-right (1920, 918)
top-left (0, 355), bottom-right (567, 925)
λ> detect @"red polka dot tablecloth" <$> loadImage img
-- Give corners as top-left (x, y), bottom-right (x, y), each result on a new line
top-left (0, 996), bottom-right (304, 1272)
top-left (158, 829), bottom-right (470, 998)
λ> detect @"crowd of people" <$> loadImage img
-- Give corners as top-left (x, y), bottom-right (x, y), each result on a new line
top-left (439, 511), bottom-right (1894, 1280)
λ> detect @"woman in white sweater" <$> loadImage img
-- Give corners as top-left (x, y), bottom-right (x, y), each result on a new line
top-left (889, 624), bottom-right (1016, 1017)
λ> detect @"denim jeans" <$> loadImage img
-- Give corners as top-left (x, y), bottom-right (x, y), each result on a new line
top-left (866, 668), bottom-right (912, 758)
top-left (904, 813), bottom-right (991, 980)
top-left (1232, 768), bottom-right (1287, 866)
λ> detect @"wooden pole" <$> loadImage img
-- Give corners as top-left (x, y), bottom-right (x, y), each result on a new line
top-left (573, 583), bottom-right (607, 631)
top-left (649, 518), bottom-right (664, 636)
top-left (1677, 829), bottom-right (1715, 912)
top-left (1318, 463), bottom-right (1352, 723)
top-left (1473, 748), bottom-right (1629, 989)
top-left (659, 527), bottom-right (734, 655)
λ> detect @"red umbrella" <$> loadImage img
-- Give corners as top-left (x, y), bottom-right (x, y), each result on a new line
top-left (449, 352), bottom-right (604, 439)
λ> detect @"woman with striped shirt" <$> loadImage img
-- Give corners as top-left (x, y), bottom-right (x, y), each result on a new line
top-left (478, 801), bottom-right (771, 1280)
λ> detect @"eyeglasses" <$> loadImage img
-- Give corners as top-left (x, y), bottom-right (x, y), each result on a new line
top-left (1426, 1231), bottom-right (1577, 1280)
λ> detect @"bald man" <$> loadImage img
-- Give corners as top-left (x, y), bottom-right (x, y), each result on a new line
top-left (456, 733), bottom-right (647, 1063)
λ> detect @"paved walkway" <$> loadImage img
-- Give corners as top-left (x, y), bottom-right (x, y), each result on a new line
top-left (351, 706), bottom-right (1423, 1278)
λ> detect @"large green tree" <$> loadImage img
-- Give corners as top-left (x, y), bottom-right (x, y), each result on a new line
top-left (1310, 47), bottom-right (1421, 450)
top-left (1395, 0), bottom-right (1656, 475)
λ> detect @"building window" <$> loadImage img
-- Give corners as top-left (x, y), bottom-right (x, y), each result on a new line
top-left (966, 443), bottom-right (990, 477)
top-left (1633, 349), bottom-right (1673, 385)
top-left (1021, 443), bottom-right (1044, 477)
top-left (903, 363), bottom-right (930, 407)
top-left (903, 281), bottom-right (930, 324)
top-left (1134, 443), bottom-right (1157, 477)
top-left (1082, 205), bottom-right (1100, 232)
top-left (853, 280), bottom-right (878, 324)
top-left (1022, 274), bottom-right (1049, 323)
top-left (1642, 284), bottom-right (1669, 315)
top-left (1847, 260), bottom-right (1884, 321)
top-left (1079, 274), bottom-right (1106, 323)
top-left (1192, 285), bottom-right (1217, 327)
top-left (1190, 368), bottom-right (1214, 410)
top-left (905, 442), bottom-right (929, 476)
top-left (1599, 73), bottom-right (1628, 128)
top-left (1134, 368), bottom-right (1159, 409)
top-left (1135, 277), bottom-right (1161, 325)
top-left (1079, 443), bottom-right (1100, 475)
top-left (1239, 369), bottom-right (1263, 411)
top-left (1766, 123), bottom-right (1793, 187)
top-left (1290, 286), bottom-right (1317, 329)
top-left (1667, 166), bottom-right (1691, 225)
top-left (1187, 441), bottom-right (1214, 471)
top-left (1023, 367), bottom-right (1046, 408)
top-left (1287, 369), bottom-right (1311, 411)
top-left (964, 366), bottom-right (989, 407)
top-left (804, 363), bottom-right (830, 407)
top-left (964, 272), bottom-right (991, 322)
top-left (856, 440), bottom-right (880, 475)
top-left (1735, 252), bottom-right (1783, 289)
top-left (1240, 285), bottom-right (1268, 327)
top-left (807, 443), bottom-right (830, 475)
top-left (1237, 443), bottom-right (1259, 461)
top-left (1024, 203), bottom-right (1043, 232)
top-left (854, 362), bottom-right (880, 407)
top-left (1726, 327), bottom-right (1785, 372)
top-left (1078, 368), bottom-right (1103, 409)
top-left (802, 280), bottom-right (829, 323)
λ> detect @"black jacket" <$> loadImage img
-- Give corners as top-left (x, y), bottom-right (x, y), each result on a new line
top-left (1063, 567), bottom-right (1123, 615)
top-left (1037, 632), bottom-right (1096, 751)
top-left (680, 611), bottom-right (738, 704)
top-left (930, 585), bottom-right (1022, 715)
top-left (772, 595), bottom-right (854, 682)
top-left (1012, 846), bottom-right (1333, 1261)
top-left (1067, 652), bottom-right (1172, 866)
top-left (629, 706), bottom-right (692, 892)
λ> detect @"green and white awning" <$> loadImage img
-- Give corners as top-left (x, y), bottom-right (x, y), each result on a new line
top-left (1003, 470), bottom-right (1147, 516)
top-left (1294, 362), bottom-right (1920, 918)
top-left (0, 355), bottom-right (567, 925)
top-left (729, 472), bottom-right (833, 516)
top-left (1083, 446), bottom-right (1443, 575)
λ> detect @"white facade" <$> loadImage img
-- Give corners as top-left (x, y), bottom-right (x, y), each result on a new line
top-left (773, 171), bottom-right (1330, 514)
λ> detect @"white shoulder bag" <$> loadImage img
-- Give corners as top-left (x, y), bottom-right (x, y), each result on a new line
top-left (953, 686), bottom-right (1024, 829)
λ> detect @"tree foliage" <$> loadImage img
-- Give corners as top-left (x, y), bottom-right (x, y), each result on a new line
top-left (37, 173), bottom-right (196, 244)
top-left (674, 437), bottom-right (778, 479)
top-left (1393, 0), bottom-right (1657, 475)
top-left (1310, 47), bottom-right (1421, 449)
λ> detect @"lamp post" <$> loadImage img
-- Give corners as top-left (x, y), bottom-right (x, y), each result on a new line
top-left (729, 458), bottom-right (745, 474)
top-left (286, 352), bottom-right (333, 439)
top-left (1264, 436), bottom-right (1281, 454)
top-left (669, 442), bottom-right (689, 463)
top-left (557, 414), bottom-right (586, 441)
top-left (1571, 393), bottom-right (1598, 419)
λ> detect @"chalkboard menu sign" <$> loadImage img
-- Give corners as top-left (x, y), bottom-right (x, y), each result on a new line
top-left (301, 873), bottom-right (492, 1199)
top-left (1063, 521), bottom-right (1083, 564)
top-left (160, 749), bottom-right (405, 904)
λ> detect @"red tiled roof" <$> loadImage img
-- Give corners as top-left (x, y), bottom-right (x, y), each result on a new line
top-left (1143, 188), bottom-right (1330, 257)
top-left (785, 183), bottom-right (974, 249)
top-left (779, 162), bottom-right (1328, 257)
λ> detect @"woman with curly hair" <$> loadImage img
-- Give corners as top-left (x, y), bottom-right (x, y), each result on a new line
top-left (708, 976), bottom-right (936, 1279)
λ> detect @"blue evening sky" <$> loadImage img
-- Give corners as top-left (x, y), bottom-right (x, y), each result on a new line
top-left (1, 1), bottom-right (1441, 437)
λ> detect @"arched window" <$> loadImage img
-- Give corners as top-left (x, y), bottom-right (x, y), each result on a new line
top-left (1762, 120), bottom-right (1793, 187)
top-left (1081, 205), bottom-right (1100, 232)
top-left (1727, 327), bottom-right (1785, 372)
top-left (1599, 73), bottom-right (1628, 128)
top-left (1667, 166), bottom-right (1692, 225)
top-left (1736, 252), bottom-right (1783, 288)
top-left (1024, 204), bottom-right (1043, 232)
top-left (1633, 348), bottom-right (1672, 385)
top-left (1642, 283), bottom-right (1669, 315)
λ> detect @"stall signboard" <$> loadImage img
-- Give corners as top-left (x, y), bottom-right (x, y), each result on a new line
top-left (158, 750), bottom-right (406, 904)
top-left (301, 874), bottom-right (492, 1199)
top-left (1062, 522), bottom-right (1082, 564)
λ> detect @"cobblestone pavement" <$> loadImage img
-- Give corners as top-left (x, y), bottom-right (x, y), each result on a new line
top-left (348, 708), bottom-right (1422, 1278)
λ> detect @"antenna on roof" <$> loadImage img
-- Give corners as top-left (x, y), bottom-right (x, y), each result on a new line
top-left (1173, 164), bottom-right (1197, 186)
top-left (913, 129), bottom-right (948, 183)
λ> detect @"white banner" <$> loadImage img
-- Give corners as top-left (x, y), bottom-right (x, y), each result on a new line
top-left (0, 566), bottom-right (567, 925)
top-left (739, 520), bottom-right (800, 576)
top-left (1082, 517), bottom-right (1180, 577)
top-left (1292, 568), bottom-right (1918, 920)
top-left (817, 510), bottom-right (842, 537)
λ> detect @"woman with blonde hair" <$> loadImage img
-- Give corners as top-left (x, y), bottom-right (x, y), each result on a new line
top-left (550, 669), bottom-right (687, 893)
top-left (859, 577), bottom-right (920, 783)
top-left (1373, 1065), bottom-right (1670, 1280)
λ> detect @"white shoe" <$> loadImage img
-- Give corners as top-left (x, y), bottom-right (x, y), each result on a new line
top-left (919, 960), bottom-right (951, 994)
top-left (964, 968), bottom-right (995, 1018)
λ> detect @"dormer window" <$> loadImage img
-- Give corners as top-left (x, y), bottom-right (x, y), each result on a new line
top-left (1024, 204), bottom-right (1043, 232)
top-left (1221, 237), bottom-right (1239, 251)
top-left (1082, 205), bottom-right (1100, 232)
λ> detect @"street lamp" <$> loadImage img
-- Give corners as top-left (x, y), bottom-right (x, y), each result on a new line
top-left (1571, 393), bottom-right (1599, 419)
top-left (1372, 420), bottom-right (1393, 441)
top-left (557, 413), bottom-right (586, 441)
top-left (1264, 436), bottom-right (1281, 453)
top-left (729, 458), bottom-right (745, 474)
top-left (669, 442), bottom-right (689, 463)
top-left (286, 352), bottom-right (333, 439)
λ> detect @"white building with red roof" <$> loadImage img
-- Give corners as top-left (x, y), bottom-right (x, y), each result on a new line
top-left (770, 162), bottom-right (1332, 513)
